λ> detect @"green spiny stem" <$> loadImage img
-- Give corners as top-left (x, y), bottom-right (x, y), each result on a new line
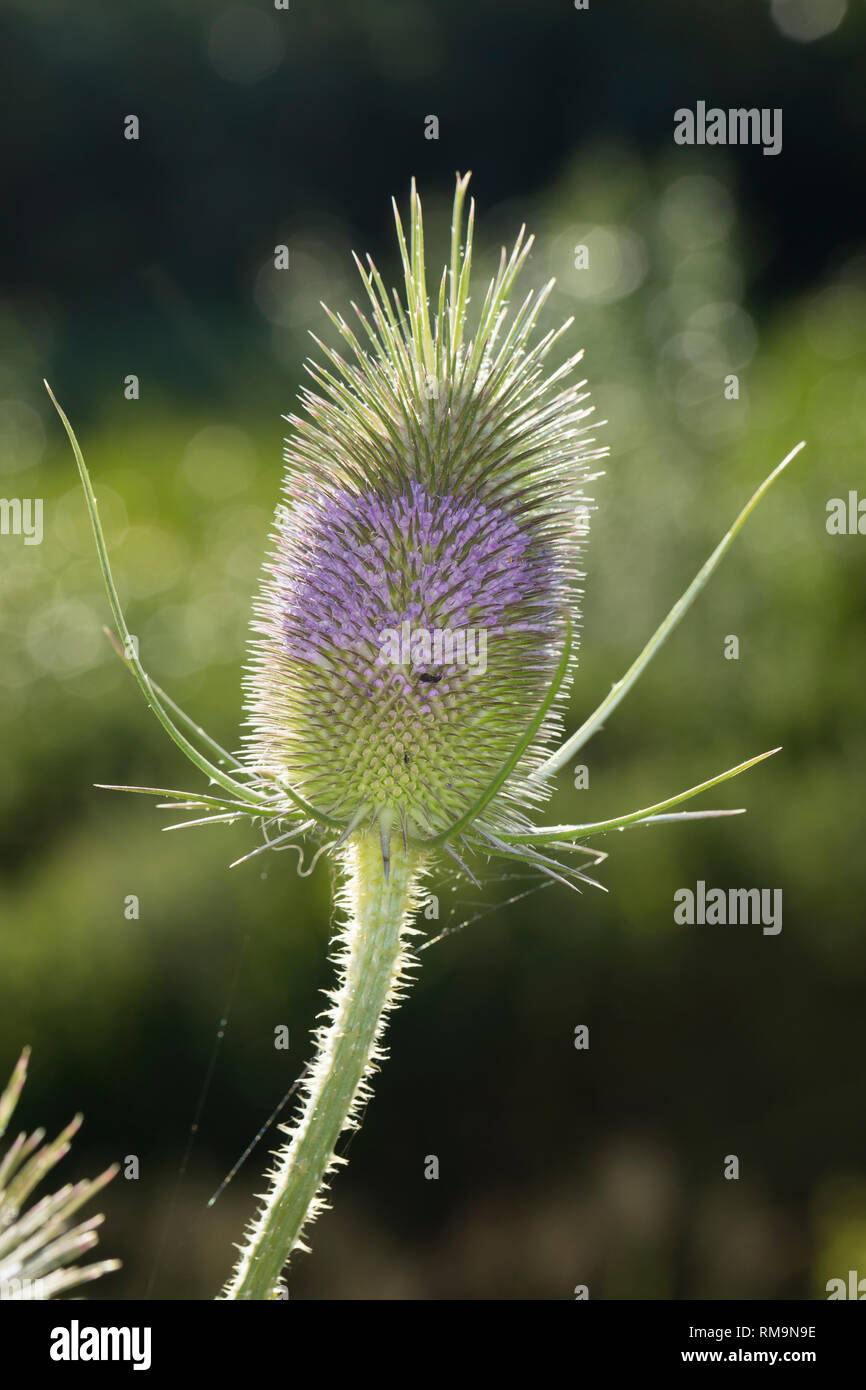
top-left (222, 835), bottom-right (425, 1300)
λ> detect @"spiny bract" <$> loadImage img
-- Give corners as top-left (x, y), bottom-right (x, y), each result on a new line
top-left (244, 174), bottom-right (605, 850)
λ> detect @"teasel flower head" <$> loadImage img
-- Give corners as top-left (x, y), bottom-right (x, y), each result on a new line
top-left (0, 1048), bottom-right (120, 1300)
top-left (244, 174), bottom-right (605, 867)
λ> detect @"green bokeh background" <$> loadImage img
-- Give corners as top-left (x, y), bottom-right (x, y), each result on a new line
top-left (1, 0), bottom-right (865, 1299)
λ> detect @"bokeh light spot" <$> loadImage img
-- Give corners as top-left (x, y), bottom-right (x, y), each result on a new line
top-left (771, 0), bottom-right (847, 43)
top-left (555, 225), bottom-right (648, 303)
top-left (0, 400), bottom-right (46, 474)
top-left (182, 425), bottom-right (258, 500)
top-left (206, 7), bottom-right (285, 85)
top-left (657, 176), bottom-right (734, 250)
top-left (26, 599), bottom-right (103, 676)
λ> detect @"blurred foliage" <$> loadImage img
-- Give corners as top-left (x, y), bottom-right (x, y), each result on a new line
top-left (0, 0), bottom-right (865, 1299)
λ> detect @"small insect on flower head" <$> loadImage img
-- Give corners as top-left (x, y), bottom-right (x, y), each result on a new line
top-left (244, 174), bottom-right (606, 871)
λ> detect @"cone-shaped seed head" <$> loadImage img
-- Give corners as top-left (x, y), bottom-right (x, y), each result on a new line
top-left (245, 176), bottom-right (603, 844)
